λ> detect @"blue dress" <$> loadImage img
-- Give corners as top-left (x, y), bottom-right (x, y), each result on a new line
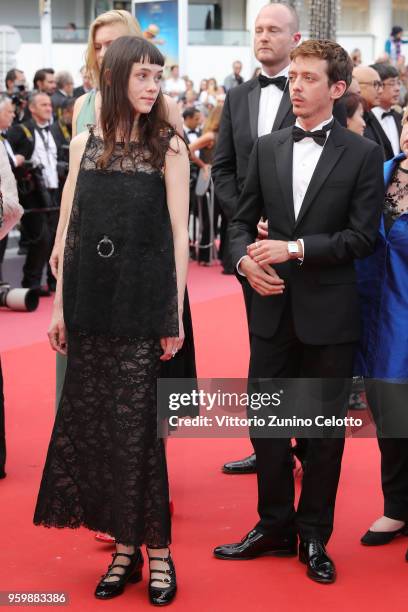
top-left (355, 153), bottom-right (408, 381)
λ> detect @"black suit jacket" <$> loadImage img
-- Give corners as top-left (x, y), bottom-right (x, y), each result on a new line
top-left (212, 77), bottom-right (296, 220)
top-left (7, 119), bottom-right (36, 160)
top-left (230, 121), bottom-right (384, 345)
top-left (73, 85), bottom-right (85, 99)
top-left (364, 109), bottom-right (402, 161)
top-left (51, 90), bottom-right (70, 118)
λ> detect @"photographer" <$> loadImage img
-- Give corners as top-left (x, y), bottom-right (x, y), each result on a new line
top-left (8, 92), bottom-right (59, 296)
top-left (50, 96), bottom-right (73, 199)
top-left (0, 123), bottom-right (24, 479)
top-left (5, 69), bottom-right (30, 125)
top-left (0, 95), bottom-right (25, 281)
top-left (51, 71), bottom-right (74, 120)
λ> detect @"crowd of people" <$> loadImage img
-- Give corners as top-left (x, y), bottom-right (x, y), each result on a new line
top-left (0, 2), bottom-right (407, 606)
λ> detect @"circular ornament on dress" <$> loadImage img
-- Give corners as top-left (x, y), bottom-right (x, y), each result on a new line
top-left (97, 235), bottom-right (115, 258)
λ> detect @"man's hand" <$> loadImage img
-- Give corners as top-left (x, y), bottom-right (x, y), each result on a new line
top-left (239, 256), bottom-right (285, 297)
top-left (49, 242), bottom-right (60, 279)
top-left (247, 239), bottom-right (296, 265)
top-left (257, 219), bottom-right (268, 239)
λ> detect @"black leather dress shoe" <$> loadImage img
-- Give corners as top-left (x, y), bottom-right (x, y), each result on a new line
top-left (299, 540), bottom-right (336, 584)
top-left (222, 453), bottom-right (256, 474)
top-left (214, 529), bottom-right (297, 560)
top-left (95, 549), bottom-right (143, 599)
top-left (361, 525), bottom-right (407, 546)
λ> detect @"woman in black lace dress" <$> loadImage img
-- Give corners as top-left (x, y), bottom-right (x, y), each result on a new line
top-left (33, 37), bottom-right (190, 606)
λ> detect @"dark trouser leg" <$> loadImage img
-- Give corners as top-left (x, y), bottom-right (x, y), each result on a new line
top-left (248, 309), bottom-right (301, 537)
top-left (249, 307), bottom-right (354, 543)
top-left (0, 236), bottom-right (8, 282)
top-left (295, 342), bottom-right (354, 543)
top-left (366, 381), bottom-right (408, 521)
top-left (45, 191), bottom-right (59, 287)
top-left (20, 210), bottom-right (49, 288)
top-left (197, 194), bottom-right (210, 263)
top-left (189, 184), bottom-right (198, 259)
top-left (0, 358), bottom-right (6, 476)
top-left (378, 438), bottom-right (408, 521)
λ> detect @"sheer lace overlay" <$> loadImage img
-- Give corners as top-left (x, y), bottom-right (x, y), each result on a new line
top-left (33, 131), bottom-right (176, 546)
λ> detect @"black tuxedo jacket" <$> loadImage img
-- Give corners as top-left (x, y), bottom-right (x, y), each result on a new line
top-left (364, 109), bottom-right (402, 161)
top-left (7, 119), bottom-right (37, 160)
top-left (73, 85), bottom-right (85, 99)
top-left (212, 77), bottom-right (296, 220)
top-left (229, 121), bottom-right (384, 345)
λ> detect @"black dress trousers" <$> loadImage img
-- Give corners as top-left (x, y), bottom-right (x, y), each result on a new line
top-left (248, 305), bottom-right (355, 543)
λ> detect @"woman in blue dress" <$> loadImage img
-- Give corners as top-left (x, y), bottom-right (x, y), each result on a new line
top-left (356, 109), bottom-right (408, 559)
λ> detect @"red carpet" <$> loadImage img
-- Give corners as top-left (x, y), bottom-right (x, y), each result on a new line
top-left (1, 263), bottom-right (407, 611)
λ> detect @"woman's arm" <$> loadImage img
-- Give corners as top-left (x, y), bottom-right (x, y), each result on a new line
top-left (48, 132), bottom-right (88, 354)
top-left (163, 94), bottom-right (183, 135)
top-left (189, 132), bottom-right (215, 154)
top-left (161, 134), bottom-right (190, 360)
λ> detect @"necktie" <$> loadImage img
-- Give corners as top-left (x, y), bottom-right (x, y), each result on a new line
top-left (258, 74), bottom-right (287, 91)
top-left (292, 121), bottom-right (334, 147)
top-left (382, 110), bottom-right (394, 119)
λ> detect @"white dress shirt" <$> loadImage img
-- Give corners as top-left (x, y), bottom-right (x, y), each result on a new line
top-left (292, 116), bottom-right (333, 222)
top-left (31, 124), bottom-right (58, 190)
top-left (371, 106), bottom-right (401, 157)
top-left (257, 66), bottom-right (289, 137)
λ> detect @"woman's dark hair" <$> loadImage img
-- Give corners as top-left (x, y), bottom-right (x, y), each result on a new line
top-left (343, 92), bottom-right (363, 119)
top-left (99, 36), bottom-right (172, 170)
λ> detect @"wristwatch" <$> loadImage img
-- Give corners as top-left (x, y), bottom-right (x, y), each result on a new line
top-left (287, 241), bottom-right (300, 259)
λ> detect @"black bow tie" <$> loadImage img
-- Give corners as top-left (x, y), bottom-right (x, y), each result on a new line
top-left (382, 110), bottom-right (394, 119)
top-left (188, 129), bottom-right (197, 134)
top-left (292, 121), bottom-right (334, 147)
top-left (36, 124), bottom-right (50, 132)
top-left (258, 74), bottom-right (287, 91)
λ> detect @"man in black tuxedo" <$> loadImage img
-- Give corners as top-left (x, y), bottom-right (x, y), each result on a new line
top-left (354, 63), bottom-right (401, 161)
top-left (366, 63), bottom-right (402, 160)
top-left (213, 40), bottom-right (384, 584)
top-left (212, 1), bottom-right (301, 475)
top-left (183, 107), bottom-right (203, 259)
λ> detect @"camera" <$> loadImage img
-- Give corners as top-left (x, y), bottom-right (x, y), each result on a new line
top-left (11, 86), bottom-right (28, 112)
top-left (14, 161), bottom-right (51, 207)
top-left (0, 283), bottom-right (39, 312)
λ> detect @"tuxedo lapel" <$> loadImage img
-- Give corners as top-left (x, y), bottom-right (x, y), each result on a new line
top-left (370, 112), bottom-right (394, 159)
top-left (294, 122), bottom-right (346, 229)
top-left (248, 82), bottom-right (261, 142)
top-left (272, 86), bottom-right (292, 131)
top-left (275, 131), bottom-right (295, 225)
top-left (393, 111), bottom-right (402, 137)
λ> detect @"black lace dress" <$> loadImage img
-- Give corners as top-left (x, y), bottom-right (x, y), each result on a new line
top-left (33, 131), bottom-right (181, 547)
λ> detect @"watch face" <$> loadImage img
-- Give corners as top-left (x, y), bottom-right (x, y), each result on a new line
top-left (288, 242), bottom-right (299, 254)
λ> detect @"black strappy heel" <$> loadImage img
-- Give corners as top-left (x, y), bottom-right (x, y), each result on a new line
top-left (148, 550), bottom-right (177, 606)
top-left (94, 549), bottom-right (143, 599)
